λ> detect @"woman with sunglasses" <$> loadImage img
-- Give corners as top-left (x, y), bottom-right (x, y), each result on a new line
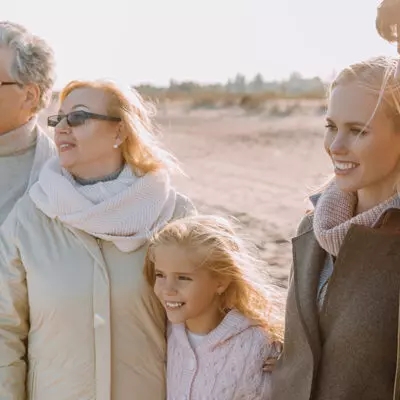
top-left (0, 79), bottom-right (195, 400)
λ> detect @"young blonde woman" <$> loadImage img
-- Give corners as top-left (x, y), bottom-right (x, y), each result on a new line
top-left (271, 56), bottom-right (400, 399)
top-left (0, 79), bottom-right (194, 400)
top-left (144, 214), bottom-right (283, 400)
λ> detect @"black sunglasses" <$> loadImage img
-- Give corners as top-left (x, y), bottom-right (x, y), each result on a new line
top-left (47, 110), bottom-right (121, 128)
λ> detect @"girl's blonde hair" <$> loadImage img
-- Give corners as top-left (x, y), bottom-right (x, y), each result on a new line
top-left (144, 214), bottom-right (284, 341)
top-left (59, 79), bottom-right (181, 175)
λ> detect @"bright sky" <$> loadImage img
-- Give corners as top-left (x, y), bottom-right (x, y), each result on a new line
top-left (3, 0), bottom-right (398, 89)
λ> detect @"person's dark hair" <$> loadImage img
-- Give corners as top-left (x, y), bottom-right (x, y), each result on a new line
top-left (376, 0), bottom-right (400, 46)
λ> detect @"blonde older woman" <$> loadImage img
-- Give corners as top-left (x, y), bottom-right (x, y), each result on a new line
top-left (0, 80), bottom-right (195, 400)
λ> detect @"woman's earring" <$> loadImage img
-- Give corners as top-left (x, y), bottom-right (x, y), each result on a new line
top-left (113, 138), bottom-right (121, 149)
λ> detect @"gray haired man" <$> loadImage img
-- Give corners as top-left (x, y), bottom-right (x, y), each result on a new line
top-left (0, 21), bottom-right (56, 224)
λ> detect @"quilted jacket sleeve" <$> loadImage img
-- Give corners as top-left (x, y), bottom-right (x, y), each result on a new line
top-left (0, 207), bottom-right (29, 399)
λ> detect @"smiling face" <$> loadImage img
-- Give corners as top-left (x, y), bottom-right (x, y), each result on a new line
top-left (324, 82), bottom-right (400, 209)
top-left (153, 244), bottom-right (228, 334)
top-left (54, 87), bottom-right (124, 179)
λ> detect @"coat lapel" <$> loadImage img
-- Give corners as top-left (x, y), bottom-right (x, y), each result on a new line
top-left (374, 208), bottom-right (400, 400)
top-left (292, 229), bottom-right (325, 360)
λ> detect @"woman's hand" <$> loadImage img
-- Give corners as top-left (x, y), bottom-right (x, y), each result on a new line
top-left (263, 340), bottom-right (283, 372)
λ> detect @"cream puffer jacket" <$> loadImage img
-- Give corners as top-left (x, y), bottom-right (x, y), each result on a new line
top-left (0, 193), bottom-right (194, 400)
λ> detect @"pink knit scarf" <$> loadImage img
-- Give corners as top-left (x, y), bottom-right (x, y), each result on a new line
top-left (313, 180), bottom-right (400, 256)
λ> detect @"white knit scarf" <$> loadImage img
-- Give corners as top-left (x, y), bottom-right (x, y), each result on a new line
top-left (29, 158), bottom-right (177, 252)
top-left (313, 180), bottom-right (400, 256)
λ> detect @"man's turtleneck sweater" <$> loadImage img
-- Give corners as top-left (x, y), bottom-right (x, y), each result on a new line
top-left (0, 117), bottom-right (55, 224)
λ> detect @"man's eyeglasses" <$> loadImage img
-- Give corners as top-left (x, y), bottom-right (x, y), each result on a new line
top-left (47, 110), bottom-right (121, 128)
top-left (0, 81), bottom-right (19, 87)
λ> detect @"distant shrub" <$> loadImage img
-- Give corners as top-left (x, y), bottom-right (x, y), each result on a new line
top-left (190, 93), bottom-right (220, 109)
top-left (240, 94), bottom-right (268, 112)
top-left (221, 93), bottom-right (239, 107)
top-left (268, 102), bottom-right (301, 117)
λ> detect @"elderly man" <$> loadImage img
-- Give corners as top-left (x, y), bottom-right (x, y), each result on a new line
top-left (0, 21), bottom-right (55, 224)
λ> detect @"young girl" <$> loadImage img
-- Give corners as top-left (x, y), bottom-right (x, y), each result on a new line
top-left (144, 214), bottom-right (283, 400)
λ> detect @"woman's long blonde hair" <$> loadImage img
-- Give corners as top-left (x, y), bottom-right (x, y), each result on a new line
top-left (59, 79), bottom-right (181, 175)
top-left (144, 214), bottom-right (284, 341)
